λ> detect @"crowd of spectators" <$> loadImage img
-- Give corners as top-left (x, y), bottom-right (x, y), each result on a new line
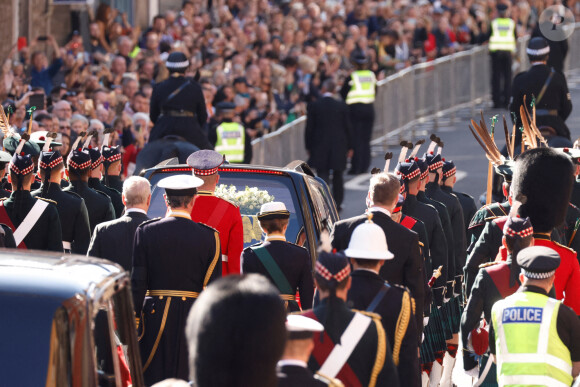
top-left (0, 0), bottom-right (577, 176)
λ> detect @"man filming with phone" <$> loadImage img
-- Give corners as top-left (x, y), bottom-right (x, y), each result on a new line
top-left (29, 35), bottom-right (62, 95)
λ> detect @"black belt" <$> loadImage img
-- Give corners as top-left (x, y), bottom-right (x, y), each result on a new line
top-left (161, 110), bottom-right (195, 117)
top-left (535, 109), bottom-right (558, 116)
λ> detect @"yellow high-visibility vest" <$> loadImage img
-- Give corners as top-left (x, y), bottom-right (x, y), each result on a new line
top-left (215, 122), bottom-right (245, 163)
top-left (345, 70), bottom-right (376, 105)
top-left (489, 18), bottom-right (516, 52)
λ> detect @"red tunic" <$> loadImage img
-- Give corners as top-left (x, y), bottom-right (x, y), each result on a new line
top-left (534, 236), bottom-right (580, 315)
top-left (191, 191), bottom-right (243, 275)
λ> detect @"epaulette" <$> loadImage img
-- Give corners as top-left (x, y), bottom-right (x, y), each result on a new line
top-left (553, 241), bottom-right (576, 254)
top-left (198, 221), bottom-right (219, 234)
top-left (458, 192), bottom-right (474, 200)
top-left (484, 216), bottom-right (500, 222)
top-left (140, 217), bottom-right (162, 227)
top-left (62, 189), bottom-right (83, 200)
top-left (94, 189), bottom-right (112, 199)
top-left (353, 309), bottom-right (382, 321)
top-left (314, 372), bottom-right (345, 387)
top-left (37, 197), bottom-right (57, 205)
top-left (418, 241), bottom-right (424, 247)
top-left (106, 186), bottom-right (121, 195)
top-left (479, 262), bottom-right (500, 269)
top-left (392, 283), bottom-right (412, 294)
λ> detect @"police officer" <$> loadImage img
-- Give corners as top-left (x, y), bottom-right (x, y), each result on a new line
top-left (149, 52), bottom-right (212, 149)
top-left (441, 160), bottom-right (477, 236)
top-left (242, 202), bottom-right (314, 312)
top-left (132, 174), bottom-right (221, 385)
top-left (188, 150), bottom-right (243, 275)
top-left (208, 102), bottom-right (252, 164)
top-left (305, 251), bottom-right (399, 387)
top-left (278, 315), bottom-right (333, 387)
top-left (340, 52), bottom-right (376, 175)
top-left (488, 3), bottom-right (516, 109)
top-left (344, 219), bottom-right (420, 387)
top-left (460, 217), bottom-right (533, 386)
top-left (64, 146), bottom-right (114, 232)
top-left (87, 146), bottom-right (124, 218)
top-left (510, 37), bottom-right (573, 142)
top-left (0, 141), bottom-right (62, 251)
top-left (490, 246), bottom-right (580, 385)
top-left (331, 172), bottom-right (425, 334)
top-left (32, 144), bottom-right (91, 254)
top-left (102, 145), bottom-right (124, 193)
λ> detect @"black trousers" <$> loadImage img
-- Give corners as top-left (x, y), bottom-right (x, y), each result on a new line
top-left (317, 169), bottom-right (345, 208)
top-left (490, 51), bottom-right (512, 108)
top-left (349, 103), bottom-right (375, 174)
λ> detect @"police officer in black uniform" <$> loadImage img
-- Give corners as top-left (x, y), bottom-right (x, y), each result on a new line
top-left (148, 52), bottom-right (211, 149)
top-left (344, 219), bottom-right (420, 387)
top-left (510, 37), bottom-right (573, 142)
top-left (441, 160), bottom-right (477, 235)
top-left (64, 147), bottom-right (115, 232)
top-left (242, 202), bottom-right (314, 312)
top-left (32, 146), bottom-right (91, 254)
top-left (87, 146), bottom-right (124, 218)
top-left (132, 174), bottom-right (221, 385)
top-left (0, 144), bottom-right (62, 251)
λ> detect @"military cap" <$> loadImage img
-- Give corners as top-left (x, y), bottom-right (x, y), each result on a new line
top-left (67, 148), bottom-right (92, 172)
top-left (165, 52), bottom-right (189, 71)
top-left (3, 135), bottom-right (40, 157)
top-left (494, 161), bottom-right (514, 183)
top-left (496, 3), bottom-right (508, 12)
top-left (503, 216), bottom-right (533, 238)
top-left (527, 37), bottom-right (550, 57)
top-left (555, 147), bottom-right (580, 165)
top-left (286, 314), bottom-right (323, 340)
top-left (9, 152), bottom-right (34, 176)
top-left (187, 150), bottom-right (224, 176)
top-left (344, 215), bottom-right (394, 260)
top-left (424, 151), bottom-right (443, 171)
top-left (102, 145), bottom-right (122, 164)
top-left (517, 246), bottom-right (560, 279)
top-left (442, 159), bottom-right (456, 179)
top-left (395, 158), bottom-right (421, 181)
top-left (258, 201), bottom-right (290, 220)
top-left (393, 194), bottom-right (404, 214)
top-left (0, 150), bottom-right (12, 168)
top-left (29, 131), bottom-right (62, 149)
top-left (86, 147), bottom-right (104, 170)
top-left (315, 251), bottom-right (351, 288)
top-left (39, 150), bottom-right (64, 171)
top-left (415, 157), bottom-right (430, 180)
top-left (158, 174), bottom-right (203, 196)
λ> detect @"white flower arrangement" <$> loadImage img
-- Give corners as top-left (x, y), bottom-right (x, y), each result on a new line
top-left (215, 184), bottom-right (276, 215)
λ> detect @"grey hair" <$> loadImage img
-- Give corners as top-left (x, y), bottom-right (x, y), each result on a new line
top-left (71, 114), bottom-right (88, 127)
top-left (123, 176), bottom-right (151, 207)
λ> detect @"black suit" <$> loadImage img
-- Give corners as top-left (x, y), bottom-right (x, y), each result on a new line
top-left (32, 183), bottom-right (91, 254)
top-left (347, 270), bottom-right (420, 387)
top-left (331, 210), bottom-right (424, 334)
top-left (65, 180), bottom-right (115, 232)
top-left (510, 63), bottom-right (572, 140)
top-left (88, 210), bottom-right (149, 271)
top-left (305, 95), bottom-right (353, 207)
top-left (277, 364), bottom-right (326, 387)
top-left (242, 239), bottom-right (314, 312)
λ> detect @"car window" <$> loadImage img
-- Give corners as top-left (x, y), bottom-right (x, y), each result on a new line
top-left (148, 170), bottom-right (305, 249)
top-left (305, 176), bottom-right (337, 237)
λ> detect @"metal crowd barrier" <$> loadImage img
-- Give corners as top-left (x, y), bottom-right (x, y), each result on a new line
top-left (252, 23), bottom-right (580, 167)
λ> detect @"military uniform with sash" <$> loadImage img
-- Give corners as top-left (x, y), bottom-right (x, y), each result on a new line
top-left (305, 252), bottom-right (399, 387)
top-left (149, 52), bottom-right (211, 149)
top-left (188, 150), bottom-right (244, 275)
top-left (131, 174), bottom-right (221, 385)
top-left (242, 202), bottom-right (314, 311)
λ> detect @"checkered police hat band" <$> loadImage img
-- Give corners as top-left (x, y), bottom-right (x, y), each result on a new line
top-left (523, 270), bottom-right (555, 279)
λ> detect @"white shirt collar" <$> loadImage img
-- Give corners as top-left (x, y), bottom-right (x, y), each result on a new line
top-left (126, 208), bottom-right (147, 215)
top-left (369, 206), bottom-right (391, 217)
top-left (265, 234), bottom-right (286, 242)
top-left (167, 210), bottom-right (192, 220)
top-left (277, 359), bottom-right (308, 368)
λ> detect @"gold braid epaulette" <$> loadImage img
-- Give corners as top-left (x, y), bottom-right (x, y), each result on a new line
top-left (368, 314), bottom-right (386, 387)
top-left (203, 231), bottom-right (221, 287)
top-left (392, 291), bottom-right (411, 366)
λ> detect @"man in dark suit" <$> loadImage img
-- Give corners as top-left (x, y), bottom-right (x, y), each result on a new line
top-left (344, 219), bottom-right (420, 387)
top-left (305, 78), bottom-right (353, 209)
top-left (242, 202), bottom-right (314, 312)
top-left (331, 172), bottom-right (425, 335)
top-left (132, 174), bottom-right (221, 385)
top-left (88, 176), bottom-right (151, 271)
top-left (277, 315), bottom-right (329, 387)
